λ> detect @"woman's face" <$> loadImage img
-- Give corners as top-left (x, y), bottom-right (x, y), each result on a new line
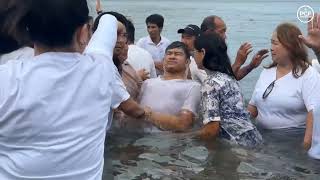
top-left (271, 32), bottom-right (290, 65)
top-left (193, 49), bottom-right (205, 69)
top-left (114, 21), bottom-right (128, 60)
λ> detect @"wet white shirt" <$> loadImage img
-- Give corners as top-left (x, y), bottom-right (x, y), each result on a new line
top-left (0, 15), bottom-right (129, 180)
top-left (139, 77), bottom-right (201, 132)
top-left (0, 47), bottom-right (34, 65)
top-left (312, 59), bottom-right (320, 73)
top-left (189, 56), bottom-right (207, 83)
top-left (127, 44), bottom-right (157, 78)
top-left (249, 67), bottom-right (320, 129)
top-left (309, 104), bottom-right (320, 160)
top-left (136, 35), bottom-right (170, 63)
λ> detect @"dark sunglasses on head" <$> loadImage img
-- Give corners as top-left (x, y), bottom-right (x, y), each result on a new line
top-left (262, 80), bottom-right (276, 99)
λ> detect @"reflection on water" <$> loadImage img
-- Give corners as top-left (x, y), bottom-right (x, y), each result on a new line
top-left (103, 128), bottom-right (320, 180)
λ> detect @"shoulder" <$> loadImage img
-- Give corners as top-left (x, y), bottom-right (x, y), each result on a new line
top-left (161, 36), bottom-right (170, 44)
top-left (137, 37), bottom-right (148, 44)
top-left (301, 66), bottom-right (320, 80)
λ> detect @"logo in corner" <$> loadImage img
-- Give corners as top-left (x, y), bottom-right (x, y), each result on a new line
top-left (297, 5), bottom-right (314, 23)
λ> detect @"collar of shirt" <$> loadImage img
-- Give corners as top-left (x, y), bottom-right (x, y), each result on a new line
top-left (146, 36), bottom-right (165, 46)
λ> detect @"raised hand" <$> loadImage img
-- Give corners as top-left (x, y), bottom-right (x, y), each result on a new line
top-left (137, 69), bottom-right (150, 81)
top-left (299, 13), bottom-right (320, 54)
top-left (96, 0), bottom-right (102, 14)
top-left (234, 42), bottom-right (253, 66)
top-left (249, 49), bottom-right (269, 68)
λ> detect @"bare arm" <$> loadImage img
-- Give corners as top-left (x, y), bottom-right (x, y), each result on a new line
top-left (145, 109), bottom-right (194, 132)
top-left (197, 121), bottom-right (220, 140)
top-left (96, 0), bottom-right (103, 14)
top-left (119, 98), bottom-right (146, 119)
top-left (304, 111), bottom-right (313, 150)
top-left (232, 42), bottom-right (253, 80)
top-left (234, 49), bottom-right (269, 80)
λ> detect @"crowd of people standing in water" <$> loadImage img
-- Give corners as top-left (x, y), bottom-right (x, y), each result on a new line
top-left (1, 0), bottom-right (320, 179)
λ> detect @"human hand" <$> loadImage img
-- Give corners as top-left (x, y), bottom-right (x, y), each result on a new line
top-left (299, 13), bottom-right (320, 55)
top-left (249, 49), bottom-right (269, 68)
top-left (96, 0), bottom-right (102, 14)
top-left (235, 42), bottom-right (253, 66)
top-left (137, 69), bottom-right (150, 81)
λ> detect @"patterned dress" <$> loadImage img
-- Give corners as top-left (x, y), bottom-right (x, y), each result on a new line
top-left (200, 71), bottom-right (262, 147)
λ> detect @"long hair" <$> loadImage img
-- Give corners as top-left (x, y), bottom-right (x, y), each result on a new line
top-left (194, 33), bottom-right (236, 78)
top-left (266, 23), bottom-right (310, 78)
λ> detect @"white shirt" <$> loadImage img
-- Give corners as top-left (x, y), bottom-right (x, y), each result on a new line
top-left (139, 77), bottom-right (201, 132)
top-left (0, 47), bottom-right (34, 65)
top-left (312, 59), bottom-right (320, 73)
top-left (189, 56), bottom-right (207, 83)
top-left (249, 67), bottom-right (320, 129)
top-left (126, 44), bottom-right (157, 78)
top-left (136, 35), bottom-right (170, 63)
top-left (309, 104), bottom-right (320, 159)
top-left (0, 15), bottom-right (129, 180)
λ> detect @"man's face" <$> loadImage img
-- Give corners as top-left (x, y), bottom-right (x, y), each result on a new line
top-left (213, 18), bottom-right (227, 41)
top-left (164, 48), bottom-right (189, 73)
top-left (181, 33), bottom-right (196, 52)
top-left (147, 23), bottom-right (161, 39)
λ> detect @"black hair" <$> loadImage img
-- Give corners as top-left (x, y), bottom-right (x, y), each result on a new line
top-left (0, 0), bottom-right (32, 54)
top-left (23, 0), bottom-right (89, 48)
top-left (165, 41), bottom-right (190, 60)
top-left (200, 15), bottom-right (219, 32)
top-left (127, 20), bottom-right (135, 44)
top-left (93, 11), bottom-right (128, 32)
top-left (145, 14), bottom-right (164, 28)
top-left (194, 33), bottom-right (235, 78)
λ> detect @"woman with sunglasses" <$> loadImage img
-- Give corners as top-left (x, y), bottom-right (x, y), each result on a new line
top-left (193, 33), bottom-right (262, 147)
top-left (248, 23), bottom-right (320, 149)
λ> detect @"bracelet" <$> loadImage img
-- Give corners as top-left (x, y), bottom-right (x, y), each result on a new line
top-left (97, 10), bottom-right (103, 15)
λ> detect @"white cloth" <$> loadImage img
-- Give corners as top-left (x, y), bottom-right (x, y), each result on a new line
top-left (139, 77), bottom-right (201, 132)
top-left (0, 15), bottom-right (129, 180)
top-left (309, 104), bottom-right (320, 160)
top-left (0, 47), bottom-right (34, 65)
top-left (312, 59), bottom-right (320, 73)
top-left (126, 44), bottom-right (157, 78)
top-left (136, 35), bottom-right (170, 63)
top-left (249, 67), bottom-right (320, 129)
top-left (189, 56), bottom-right (207, 83)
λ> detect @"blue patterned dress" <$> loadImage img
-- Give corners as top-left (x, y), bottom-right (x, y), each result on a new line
top-left (200, 71), bottom-right (262, 147)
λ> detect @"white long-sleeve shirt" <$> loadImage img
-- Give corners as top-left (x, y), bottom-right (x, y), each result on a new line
top-left (0, 15), bottom-right (129, 180)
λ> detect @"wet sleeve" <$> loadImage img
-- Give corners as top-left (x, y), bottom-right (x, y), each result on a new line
top-left (84, 14), bottom-right (117, 61)
top-left (110, 66), bottom-right (130, 109)
top-left (202, 83), bottom-right (221, 125)
top-left (302, 68), bottom-right (320, 112)
top-left (182, 83), bottom-right (201, 115)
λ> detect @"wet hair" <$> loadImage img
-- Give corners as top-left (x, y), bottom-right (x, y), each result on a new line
top-left (22, 0), bottom-right (89, 48)
top-left (194, 33), bottom-right (235, 78)
top-left (145, 14), bottom-right (164, 28)
top-left (165, 41), bottom-right (190, 60)
top-left (127, 20), bottom-right (135, 44)
top-left (200, 15), bottom-right (219, 32)
top-left (93, 11), bottom-right (129, 32)
top-left (0, 0), bottom-right (32, 54)
top-left (266, 23), bottom-right (310, 78)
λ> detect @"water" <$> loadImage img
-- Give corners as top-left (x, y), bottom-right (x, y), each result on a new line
top-left (87, 0), bottom-right (320, 179)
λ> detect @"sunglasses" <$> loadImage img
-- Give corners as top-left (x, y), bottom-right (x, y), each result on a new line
top-left (262, 80), bottom-right (276, 99)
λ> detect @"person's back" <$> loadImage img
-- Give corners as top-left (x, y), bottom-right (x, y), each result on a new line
top-left (0, 0), bottom-right (127, 179)
top-left (0, 52), bottom-right (115, 179)
top-left (0, 46), bottom-right (33, 64)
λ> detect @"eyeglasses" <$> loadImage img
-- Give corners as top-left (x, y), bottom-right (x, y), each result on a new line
top-left (262, 80), bottom-right (276, 99)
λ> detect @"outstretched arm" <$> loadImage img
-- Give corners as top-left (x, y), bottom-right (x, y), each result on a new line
top-left (96, 0), bottom-right (103, 14)
top-left (144, 108), bottom-right (194, 132)
top-left (232, 42), bottom-right (253, 80)
top-left (235, 49), bottom-right (269, 80)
